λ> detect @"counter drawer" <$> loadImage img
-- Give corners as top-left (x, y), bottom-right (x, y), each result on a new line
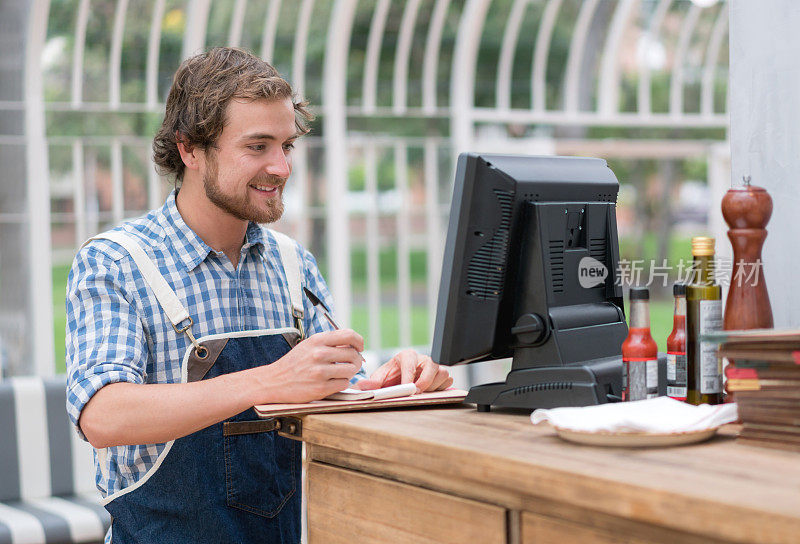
top-left (521, 511), bottom-right (657, 544)
top-left (307, 461), bottom-right (506, 544)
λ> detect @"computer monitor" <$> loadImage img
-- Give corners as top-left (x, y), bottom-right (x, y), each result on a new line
top-left (431, 153), bottom-right (628, 411)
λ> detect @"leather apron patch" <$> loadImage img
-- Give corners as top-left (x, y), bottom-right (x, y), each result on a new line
top-left (187, 338), bottom-right (229, 383)
top-left (281, 331), bottom-right (302, 348)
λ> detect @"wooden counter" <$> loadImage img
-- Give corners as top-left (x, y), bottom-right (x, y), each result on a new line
top-left (298, 405), bottom-right (800, 544)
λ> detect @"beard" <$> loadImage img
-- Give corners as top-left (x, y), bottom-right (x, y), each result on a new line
top-left (202, 153), bottom-right (286, 224)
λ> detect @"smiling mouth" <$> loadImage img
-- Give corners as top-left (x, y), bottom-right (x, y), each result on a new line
top-left (251, 184), bottom-right (281, 194)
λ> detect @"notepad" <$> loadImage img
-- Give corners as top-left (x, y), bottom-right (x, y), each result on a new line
top-left (324, 382), bottom-right (418, 401)
top-left (254, 388), bottom-right (467, 417)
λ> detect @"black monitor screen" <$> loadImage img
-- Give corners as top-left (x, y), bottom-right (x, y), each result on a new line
top-left (431, 153), bottom-right (627, 370)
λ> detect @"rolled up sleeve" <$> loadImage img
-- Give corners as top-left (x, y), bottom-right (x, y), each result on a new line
top-left (65, 246), bottom-right (148, 441)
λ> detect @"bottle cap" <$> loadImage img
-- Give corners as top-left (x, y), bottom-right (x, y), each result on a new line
top-left (629, 286), bottom-right (649, 301)
top-left (673, 282), bottom-right (686, 296)
top-left (691, 236), bottom-right (715, 256)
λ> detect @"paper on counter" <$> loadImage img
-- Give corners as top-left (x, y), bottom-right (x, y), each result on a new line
top-left (531, 396), bottom-right (738, 434)
top-left (325, 382), bottom-right (417, 401)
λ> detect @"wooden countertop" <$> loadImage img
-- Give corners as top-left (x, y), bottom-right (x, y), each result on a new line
top-left (301, 405), bottom-right (800, 544)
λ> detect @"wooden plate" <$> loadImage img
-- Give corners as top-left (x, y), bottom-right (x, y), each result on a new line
top-left (553, 427), bottom-right (720, 447)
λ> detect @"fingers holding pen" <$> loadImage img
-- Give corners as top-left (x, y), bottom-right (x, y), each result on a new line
top-left (327, 362), bottom-right (361, 380)
top-left (315, 346), bottom-right (363, 372)
top-left (260, 329), bottom-right (365, 403)
top-left (315, 328), bottom-right (364, 352)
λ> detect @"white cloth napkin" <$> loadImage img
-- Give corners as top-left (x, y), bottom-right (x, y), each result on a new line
top-left (531, 397), bottom-right (738, 434)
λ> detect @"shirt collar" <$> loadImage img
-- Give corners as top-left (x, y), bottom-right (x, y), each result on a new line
top-left (244, 221), bottom-right (269, 261)
top-left (159, 190), bottom-right (269, 272)
top-left (244, 221), bottom-right (266, 249)
top-left (159, 190), bottom-right (213, 272)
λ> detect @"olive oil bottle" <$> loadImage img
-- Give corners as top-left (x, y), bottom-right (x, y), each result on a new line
top-left (686, 237), bottom-right (723, 405)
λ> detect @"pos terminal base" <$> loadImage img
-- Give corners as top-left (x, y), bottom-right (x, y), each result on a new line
top-left (466, 357), bottom-right (623, 412)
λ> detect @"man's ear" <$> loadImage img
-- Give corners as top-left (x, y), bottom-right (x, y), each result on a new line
top-left (175, 132), bottom-right (201, 172)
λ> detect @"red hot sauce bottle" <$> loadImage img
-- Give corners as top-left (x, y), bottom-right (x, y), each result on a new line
top-left (666, 283), bottom-right (688, 401)
top-left (622, 287), bottom-right (659, 401)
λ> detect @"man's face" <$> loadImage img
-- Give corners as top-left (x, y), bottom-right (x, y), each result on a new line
top-left (201, 97), bottom-right (298, 224)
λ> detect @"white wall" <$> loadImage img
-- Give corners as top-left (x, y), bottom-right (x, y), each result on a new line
top-left (729, 0), bottom-right (800, 327)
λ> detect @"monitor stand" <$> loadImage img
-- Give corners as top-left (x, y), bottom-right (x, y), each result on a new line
top-left (465, 356), bottom-right (622, 412)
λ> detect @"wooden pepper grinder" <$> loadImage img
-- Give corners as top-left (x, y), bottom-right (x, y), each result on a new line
top-left (721, 176), bottom-right (774, 330)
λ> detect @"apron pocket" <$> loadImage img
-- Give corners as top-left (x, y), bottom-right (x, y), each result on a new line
top-left (223, 425), bottom-right (298, 518)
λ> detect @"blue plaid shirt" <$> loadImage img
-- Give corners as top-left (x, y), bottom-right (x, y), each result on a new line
top-left (65, 191), bottom-right (343, 502)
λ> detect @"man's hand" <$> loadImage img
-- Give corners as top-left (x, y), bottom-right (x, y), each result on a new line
top-left (252, 329), bottom-right (364, 404)
top-left (353, 349), bottom-right (453, 393)
top-left (79, 329), bottom-right (364, 448)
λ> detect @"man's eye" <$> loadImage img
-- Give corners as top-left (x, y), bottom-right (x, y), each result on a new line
top-left (248, 145), bottom-right (265, 152)
top-left (283, 142), bottom-right (295, 152)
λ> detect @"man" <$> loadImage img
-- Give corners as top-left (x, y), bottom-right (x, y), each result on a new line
top-left (66, 47), bottom-right (452, 544)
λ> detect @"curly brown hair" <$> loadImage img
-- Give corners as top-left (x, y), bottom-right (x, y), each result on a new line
top-left (153, 47), bottom-right (313, 183)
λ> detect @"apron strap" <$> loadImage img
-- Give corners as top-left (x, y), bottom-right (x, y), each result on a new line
top-left (81, 231), bottom-right (206, 356)
top-left (269, 229), bottom-right (306, 338)
top-left (83, 228), bottom-right (307, 344)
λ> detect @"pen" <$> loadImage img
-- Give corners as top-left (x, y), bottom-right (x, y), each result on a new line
top-left (303, 287), bottom-right (366, 363)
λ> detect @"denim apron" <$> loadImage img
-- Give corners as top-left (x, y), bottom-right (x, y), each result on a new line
top-left (87, 229), bottom-right (305, 544)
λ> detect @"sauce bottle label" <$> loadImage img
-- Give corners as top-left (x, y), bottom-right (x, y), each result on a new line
top-left (666, 352), bottom-right (687, 400)
top-left (699, 300), bottom-right (723, 394)
top-left (623, 357), bottom-right (658, 401)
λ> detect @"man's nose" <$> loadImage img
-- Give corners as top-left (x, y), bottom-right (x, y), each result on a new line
top-left (265, 148), bottom-right (291, 179)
